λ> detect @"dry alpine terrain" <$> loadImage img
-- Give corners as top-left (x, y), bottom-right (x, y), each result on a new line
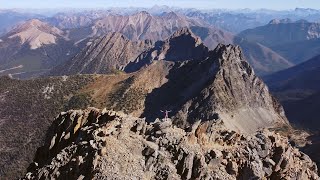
top-left (1, 4), bottom-right (320, 179)
top-left (1, 30), bottom-right (318, 178)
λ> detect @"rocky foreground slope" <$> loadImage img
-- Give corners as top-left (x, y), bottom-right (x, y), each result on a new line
top-left (23, 108), bottom-right (319, 179)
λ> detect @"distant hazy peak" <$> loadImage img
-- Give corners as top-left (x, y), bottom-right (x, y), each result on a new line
top-left (6, 18), bottom-right (65, 49)
top-left (132, 11), bottom-right (152, 17)
top-left (295, 19), bottom-right (310, 24)
top-left (11, 19), bottom-right (61, 32)
top-left (23, 19), bottom-right (45, 27)
top-left (268, 18), bottom-right (293, 25)
top-left (161, 11), bottom-right (180, 18)
top-left (268, 18), bottom-right (313, 25)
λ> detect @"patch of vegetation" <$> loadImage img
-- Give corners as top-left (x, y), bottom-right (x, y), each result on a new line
top-left (107, 77), bottom-right (147, 114)
top-left (64, 93), bottom-right (92, 111)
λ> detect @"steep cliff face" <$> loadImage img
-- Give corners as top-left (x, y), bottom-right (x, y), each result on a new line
top-left (23, 108), bottom-right (319, 180)
top-left (174, 44), bottom-right (288, 133)
top-left (47, 32), bottom-right (287, 134)
top-left (73, 42), bottom-right (286, 134)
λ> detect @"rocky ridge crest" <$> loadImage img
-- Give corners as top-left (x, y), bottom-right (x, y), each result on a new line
top-left (23, 108), bottom-right (319, 179)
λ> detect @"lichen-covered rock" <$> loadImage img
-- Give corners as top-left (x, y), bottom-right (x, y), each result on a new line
top-left (22, 108), bottom-right (319, 180)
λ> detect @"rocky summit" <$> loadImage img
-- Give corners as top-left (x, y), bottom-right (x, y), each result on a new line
top-left (23, 108), bottom-right (319, 179)
top-left (173, 44), bottom-right (288, 133)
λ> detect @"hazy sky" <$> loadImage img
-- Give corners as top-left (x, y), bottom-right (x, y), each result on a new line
top-left (0, 0), bottom-right (320, 10)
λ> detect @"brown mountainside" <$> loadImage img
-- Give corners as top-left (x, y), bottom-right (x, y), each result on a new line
top-left (89, 11), bottom-right (205, 41)
top-left (50, 32), bottom-right (153, 75)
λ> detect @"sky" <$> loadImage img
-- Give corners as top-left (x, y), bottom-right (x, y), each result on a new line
top-left (0, 0), bottom-right (320, 10)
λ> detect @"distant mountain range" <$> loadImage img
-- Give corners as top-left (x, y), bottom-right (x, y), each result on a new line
top-left (0, 13), bottom-right (295, 78)
top-left (51, 12), bottom-right (294, 75)
top-left (239, 19), bottom-right (320, 47)
top-left (271, 38), bottom-right (320, 64)
top-left (183, 8), bottom-right (320, 33)
top-left (2, 7), bottom-right (320, 33)
top-left (0, 9), bottom-right (319, 78)
top-left (239, 19), bottom-right (320, 65)
top-left (68, 11), bottom-right (208, 42)
top-left (233, 37), bottom-right (293, 75)
top-left (45, 11), bottom-right (112, 29)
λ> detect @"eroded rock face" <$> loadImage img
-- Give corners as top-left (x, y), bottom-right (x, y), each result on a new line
top-left (23, 108), bottom-right (319, 180)
top-left (50, 32), bottom-right (154, 75)
top-left (173, 44), bottom-right (288, 133)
